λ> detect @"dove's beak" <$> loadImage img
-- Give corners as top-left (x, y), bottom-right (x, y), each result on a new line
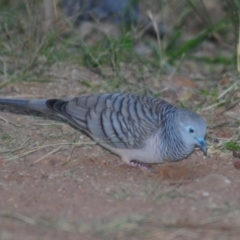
top-left (196, 138), bottom-right (207, 156)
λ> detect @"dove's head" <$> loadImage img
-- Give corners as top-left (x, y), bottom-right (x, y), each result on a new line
top-left (178, 109), bottom-right (207, 156)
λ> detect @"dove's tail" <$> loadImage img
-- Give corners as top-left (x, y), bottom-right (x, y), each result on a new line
top-left (0, 98), bottom-right (52, 113)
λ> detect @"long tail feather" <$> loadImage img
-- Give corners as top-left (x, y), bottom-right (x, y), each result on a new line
top-left (0, 98), bottom-right (52, 113)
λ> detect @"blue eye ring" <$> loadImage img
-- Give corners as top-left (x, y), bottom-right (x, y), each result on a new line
top-left (189, 128), bottom-right (194, 133)
top-left (188, 127), bottom-right (194, 133)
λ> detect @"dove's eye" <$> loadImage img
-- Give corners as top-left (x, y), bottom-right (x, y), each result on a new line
top-left (189, 128), bottom-right (194, 133)
top-left (185, 126), bottom-right (194, 133)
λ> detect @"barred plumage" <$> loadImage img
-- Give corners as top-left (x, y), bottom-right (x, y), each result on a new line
top-left (0, 93), bottom-right (207, 170)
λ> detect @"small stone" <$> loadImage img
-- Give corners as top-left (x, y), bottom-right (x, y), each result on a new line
top-left (202, 191), bottom-right (209, 197)
top-left (234, 161), bottom-right (240, 169)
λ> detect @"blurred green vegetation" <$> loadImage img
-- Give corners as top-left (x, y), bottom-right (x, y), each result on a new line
top-left (0, 0), bottom-right (237, 87)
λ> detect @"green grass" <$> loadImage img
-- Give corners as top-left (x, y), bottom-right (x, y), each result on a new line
top-left (0, 0), bottom-right (237, 90)
top-left (225, 141), bottom-right (240, 151)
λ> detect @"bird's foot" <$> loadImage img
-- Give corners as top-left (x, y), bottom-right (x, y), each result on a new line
top-left (129, 160), bottom-right (155, 173)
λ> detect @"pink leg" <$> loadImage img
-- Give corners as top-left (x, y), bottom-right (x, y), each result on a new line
top-left (128, 160), bottom-right (155, 173)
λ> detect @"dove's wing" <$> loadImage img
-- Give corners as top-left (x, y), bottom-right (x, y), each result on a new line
top-left (46, 93), bottom-right (172, 149)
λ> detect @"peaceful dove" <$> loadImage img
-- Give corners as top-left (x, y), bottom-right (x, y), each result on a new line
top-left (0, 93), bottom-right (207, 171)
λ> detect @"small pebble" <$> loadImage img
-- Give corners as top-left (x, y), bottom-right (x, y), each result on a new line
top-left (233, 161), bottom-right (240, 169)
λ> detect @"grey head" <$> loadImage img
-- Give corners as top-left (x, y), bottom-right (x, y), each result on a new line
top-left (177, 108), bottom-right (207, 156)
top-left (159, 107), bottom-right (207, 162)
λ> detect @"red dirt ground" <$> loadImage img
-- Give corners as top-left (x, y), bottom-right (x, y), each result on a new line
top-left (0, 68), bottom-right (240, 240)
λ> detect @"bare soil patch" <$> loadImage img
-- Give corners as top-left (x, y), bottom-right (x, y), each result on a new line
top-left (0, 66), bottom-right (240, 240)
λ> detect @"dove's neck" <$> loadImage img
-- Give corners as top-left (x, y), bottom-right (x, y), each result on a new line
top-left (159, 109), bottom-right (195, 162)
